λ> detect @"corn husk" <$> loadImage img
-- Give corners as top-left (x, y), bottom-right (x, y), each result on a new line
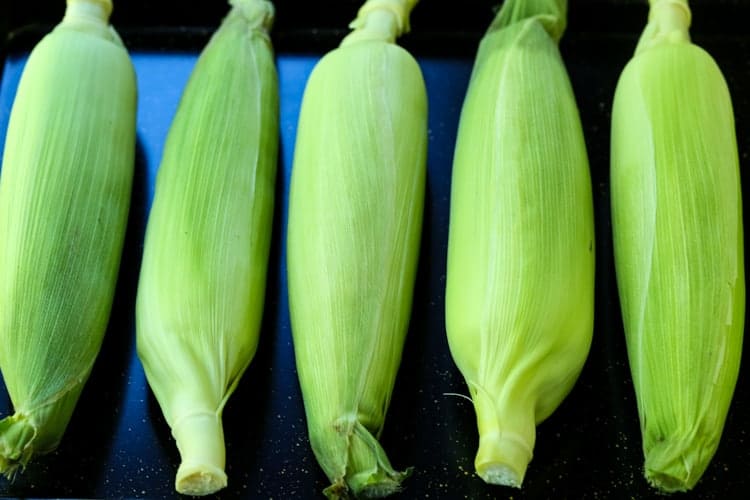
top-left (611, 0), bottom-right (745, 492)
top-left (445, 0), bottom-right (594, 488)
top-left (286, 0), bottom-right (426, 497)
top-left (135, 0), bottom-right (278, 495)
top-left (0, 0), bottom-right (136, 476)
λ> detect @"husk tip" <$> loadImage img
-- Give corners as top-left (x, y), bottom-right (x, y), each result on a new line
top-left (322, 466), bottom-right (412, 499)
top-left (0, 414), bottom-right (38, 480)
top-left (645, 469), bottom-right (691, 493)
top-left (642, 432), bottom-right (718, 493)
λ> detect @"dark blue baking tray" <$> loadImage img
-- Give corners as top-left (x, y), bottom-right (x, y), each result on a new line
top-left (1, 1), bottom-right (749, 498)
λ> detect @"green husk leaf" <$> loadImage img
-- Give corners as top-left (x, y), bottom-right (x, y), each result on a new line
top-left (135, 0), bottom-right (278, 495)
top-left (0, 0), bottom-right (135, 476)
top-left (611, 0), bottom-right (745, 492)
top-left (287, 1), bottom-right (426, 497)
top-left (445, 0), bottom-right (594, 487)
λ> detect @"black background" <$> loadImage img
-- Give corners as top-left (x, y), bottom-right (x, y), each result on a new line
top-left (1, 1), bottom-right (749, 499)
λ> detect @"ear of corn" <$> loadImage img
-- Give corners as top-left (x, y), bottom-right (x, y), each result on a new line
top-left (286, 0), bottom-right (426, 497)
top-left (445, 0), bottom-right (594, 488)
top-left (611, 0), bottom-right (745, 492)
top-left (134, 0), bottom-right (278, 496)
top-left (0, 0), bottom-right (136, 477)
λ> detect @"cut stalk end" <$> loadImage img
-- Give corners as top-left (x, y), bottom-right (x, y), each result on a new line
top-left (342, 0), bottom-right (419, 45)
top-left (175, 462), bottom-right (228, 496)
top-left (64, 0), bottom-right (112, 26)
top-left (475, 430), bottom-right (532, 488)
top-left (228, 0), bottom-right (275, 34)
top-left (172, 412), bottom-right (227, 496)
top-left (470, 386), bottom-right (535, 487)
top-left (60, 0), bottom-right (120, 41)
